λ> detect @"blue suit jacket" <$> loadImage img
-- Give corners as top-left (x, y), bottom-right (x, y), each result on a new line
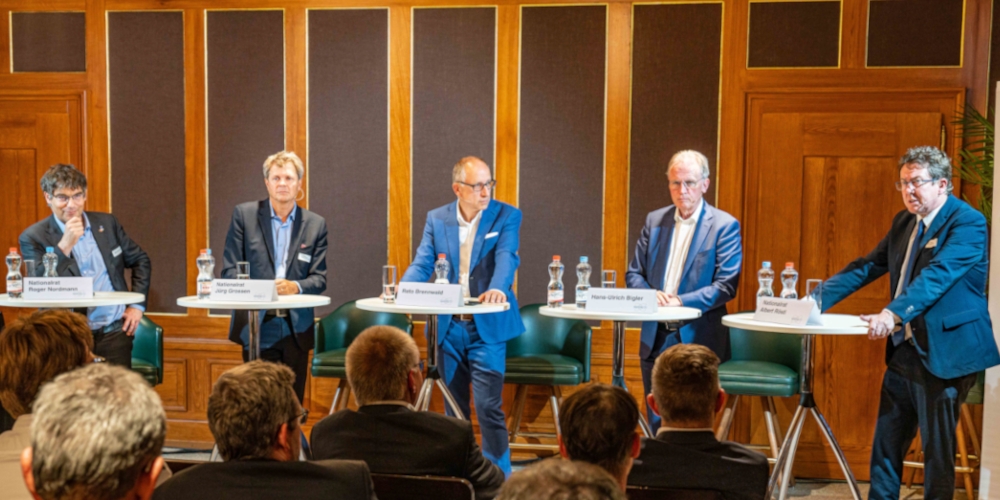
top-left (401, 200), bottom-right (525, 345)
top-left (626, 203), bottom-right (743, 360)
top-left (822, 195), bottom-right (1000, 380)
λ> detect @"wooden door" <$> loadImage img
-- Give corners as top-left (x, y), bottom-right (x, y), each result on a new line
top-left (737, 90), bottom-right (962, 480)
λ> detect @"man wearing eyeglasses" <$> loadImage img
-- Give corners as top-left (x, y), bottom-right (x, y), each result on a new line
top-left (400, 156), bottom-right (524, 476)
top-left (821, 146), bottom-right (999, 500)
top-left (18, 163), bottom-right (151, 368)
top-left (625, 150), bottom-right (742, 432)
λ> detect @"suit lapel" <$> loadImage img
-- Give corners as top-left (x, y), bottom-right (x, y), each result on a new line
top-left (444, 203), bottom-right (461, 282)
top-left (469, 201), bottom-right (499, 273)
top-left (46, 216), bottom-right (80, 276)
top-left (282, 206), bottom-right (304, 276)
top-left (649, 208), bottom-right (676, 291)
top-left (918, 195), bottom-right (955, 249)
top-left (87, 213), bottom-right (117, 276)
top-left (257, 200), bottom-right (276, 267)
top-left (680, 203), bottom-right (712, 284)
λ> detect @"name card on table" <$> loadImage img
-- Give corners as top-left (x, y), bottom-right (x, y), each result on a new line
top-left (23, 278), bottom-right (94, 300)
top-left (396, 283), bottom-right (464, 308)
top-left (210, 279), bottom-right (276, 302)
top-left (755, 297), bottom-right (822, 326)
top-left (586, 288), bottom-right (658, 314)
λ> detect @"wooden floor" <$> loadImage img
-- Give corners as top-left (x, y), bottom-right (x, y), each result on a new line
top-left (780, 480), bottom-right (971, 499)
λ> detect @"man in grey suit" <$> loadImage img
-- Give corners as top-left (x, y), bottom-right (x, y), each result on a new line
top-left (222, 151), bottom-right (328, 400)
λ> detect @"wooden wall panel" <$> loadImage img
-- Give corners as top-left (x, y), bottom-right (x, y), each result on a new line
top-left (747, 1), bottom-right (840, 68)
top-left (307, 9), bottom-right (389, 314)
top-left (518, 5), bottom-right (606, 305)
top-left (108, 11), bottom-right (186, 313)
top-left (11, 12), bottom-right (86, 72)
top-left (868, 0), bottom-right (964, 67)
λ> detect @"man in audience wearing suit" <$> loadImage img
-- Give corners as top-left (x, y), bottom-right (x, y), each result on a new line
top-left (625, 150), bottom-right (742, 432)
top-left (222, 151), bottom-right (328, 401)
top-left (820, 146), bottom-right (1000, 500)
top-left (19, 163), bottom-right (151, 367)
top-left (311, 325), bottom-right (504, 500)
top-left (155, 361), bottom-right (376, 500)
top-left (558, 384), bottom-right (641, 491)
top-left (20, 364), bottom-right (166, 500)
top-left (499, 458), bottom-right (626, 500)
top-left (628, 344), bottom-right (768, 500)
top-left (399, 156), bottom-right (524, 475)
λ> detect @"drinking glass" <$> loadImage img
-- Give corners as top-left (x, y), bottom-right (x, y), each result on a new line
top-left (24, 260), bottom-right (36, 278)
top-left (805, 279), bottom-right (823, 312)
top-left (236, 262), bottom-right (250, 280)
top-left (382, 265), bottom-right (397, 303)
top-left (602, 270), bottom-right (617, 289)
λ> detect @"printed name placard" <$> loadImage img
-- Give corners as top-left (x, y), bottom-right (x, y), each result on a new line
top-left (754, 297), bottom-right (822, 326)
top-left (210, 279), bottom-right (276, 302)
top-left (396, 283), bottom-right (464, 308)
top-left (23, 277), bottom-right (94, 300)
top-left (586, 288), bottom-right (658, 314)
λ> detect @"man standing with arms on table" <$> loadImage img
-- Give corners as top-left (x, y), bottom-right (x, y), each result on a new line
top-left (222, 151), bottom-right (328, 402)
top-left (19, 164), bottom-right (151, 367)
top-left (400, 156), bottom-right (524, 476)
top-left (626, 150), bottom-right (742, 432)
top-left (820, 146), bottom-right (1000, 500)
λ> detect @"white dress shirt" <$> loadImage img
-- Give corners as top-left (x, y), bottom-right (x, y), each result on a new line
top-left (662, 199), bottom-right (704, 296)
top-left (457, 204), bottom-right (482, 298)
top-left (891, 202), bottom-right (944, 340)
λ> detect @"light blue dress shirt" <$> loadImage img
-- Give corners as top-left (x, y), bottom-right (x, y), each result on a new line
top-left (269, 202), bottom-right (301, 292)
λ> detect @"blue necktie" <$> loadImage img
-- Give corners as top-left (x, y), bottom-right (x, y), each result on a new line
top-left (892, 220), bottom-right (924, 346)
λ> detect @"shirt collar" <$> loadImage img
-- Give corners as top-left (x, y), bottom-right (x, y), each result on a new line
top-left (53, 213), bottom-right (90, 234)
top-left (269, 201), bottom-right (296, 222)
top-left (656, 425), bottom-right (715, 436)
top-left (917, 198), bottom-right (946, 228)
top-left (456, 202), bottom-right (483, 227)
top-left (362, 400), bottom-right (416, 410)
top-left (674, 199), bottom-right (704, 225)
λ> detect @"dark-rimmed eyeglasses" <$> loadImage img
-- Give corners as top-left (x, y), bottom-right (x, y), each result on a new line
top-left (49, 192), bottom-right (86, 206)
top-left (894, 178), bottom-right (936, 191)
top-left (669, 179), bottom-right (703, 190)
top-left (290, 408), bottom-right (309, 426)
top-left (456, 180), bottom-right (497, 193)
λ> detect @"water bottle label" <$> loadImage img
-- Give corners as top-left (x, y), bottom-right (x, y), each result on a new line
top-left (577, 289), bottom-right (588, 303)
top-left (548, 290), bottom-right (564, 303)
top-left (7, 278), bottom-right (22, 293)
top-left (198, 281), bottom-right (212, 295)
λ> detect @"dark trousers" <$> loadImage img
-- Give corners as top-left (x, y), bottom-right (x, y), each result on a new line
top-left (94, 324), bottom-right (133, 368)
top-left (241, 317), bottom-right (309, 402)
top-left (869, 342), bottom-right (976, 500)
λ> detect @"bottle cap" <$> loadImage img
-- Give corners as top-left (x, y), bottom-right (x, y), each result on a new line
top-left (46, 247), bottom-right (54, 253)
top-left (437, 253), bottom-right (446, 259)
top-left (785, 262), bottom-right (794, 268)
top-left (553, 255), bottom-right (561, 261)
top-left (580, 256), bottom-right (588, 263)
top-left (200, 249), bottom-right (208, 254)
top-left (762, 261), bottom-right (771, 268)
top-left (9, 248), bottom-right (15, 253)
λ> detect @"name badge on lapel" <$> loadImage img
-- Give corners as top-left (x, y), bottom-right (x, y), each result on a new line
top-left (112, 246), bottom-right (123, 258)
top-left (297, 253), bottom-right (312, 263)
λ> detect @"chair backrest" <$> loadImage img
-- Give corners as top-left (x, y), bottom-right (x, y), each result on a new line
top-left (370, 473), bottom-right (474, 500)
top-left (626, 486), bottom-right (725, 500)
top-left (315, 300), bottom-right (413, 354)
top-left (132, 316), bottom-right (163, 383)
top-left (727, 325), bottom-right (801, 373)
top-left (510, 303), bottom-right (592, 382)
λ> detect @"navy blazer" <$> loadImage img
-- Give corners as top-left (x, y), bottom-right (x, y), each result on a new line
top-left (401, 200), bottom-right (525, 345)
top-left (222, 200), bottom-right (328, 349)
top-left (823, 195), bottom-right (1000, 380)
top-left (626, 202), bottom-right (743, 360)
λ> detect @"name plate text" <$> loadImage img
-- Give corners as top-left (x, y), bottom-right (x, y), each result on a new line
top-left (755, 297), bottom-right (822, 326)
top-left (396, 282), bottom-right (464, 308)
top-left (211, 279), bottom-right (276, 302)
top-left (24, 277), bottom-right (94, 300)
top-left (586, 288), bottom-right (658, 314)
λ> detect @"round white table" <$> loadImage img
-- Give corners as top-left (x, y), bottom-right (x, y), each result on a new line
top-left (355, 297), bottom-right (510, 419)
top-left (177, 295), bottom-right (330, 360)
top-left (0, 291), bottom-right (145, 309)
top-left (540, 304), bottom-right (702, 437)
top-left (722, 312), bottom-right (868, 500)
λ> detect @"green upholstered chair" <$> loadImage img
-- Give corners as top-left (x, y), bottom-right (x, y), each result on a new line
top-left (716, 325), bottom-right (802, 465)
top-left (505, 304), bottom-right (591, 451)
top-left (312, 300), bottom-right (413, 414)
top-left (131, 317), bottom-right (163, 386)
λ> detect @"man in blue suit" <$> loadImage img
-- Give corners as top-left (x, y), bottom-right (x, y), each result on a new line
top-left (626, 150), bottom-right (742, 431)
top-left (401, 156), bottom-right (524, 475)
top-left (821, 146), bottom-right (1000, 500)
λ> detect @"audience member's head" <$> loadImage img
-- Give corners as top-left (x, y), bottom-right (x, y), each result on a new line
top-left (345, 325), bottom-right (422, 406)
top-left (0, 310), bottom-right (94, 417)
top-left (208, 360), bottom-right (305, 461)
top-left (648, 343), bottom-right (725, 428)
top-left (20, 364), bottom-right (166, 500)
top-left (498, 458), bottom-right (626, 500)
top-left (558, 384), bottom-right (641, 490)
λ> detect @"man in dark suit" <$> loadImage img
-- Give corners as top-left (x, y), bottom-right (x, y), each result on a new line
top-left (626, 150), bottom-right (742, 431)
top-left (821, 146), bottom-right (1000, 500)
top-left (628, 343), bottom-right (768, 499)
top-left (558, 384), bottom-right (641, 492)
top-left (399, 156), bottom-right (524, 475)
top-left (19, 164), bottom-right (151, 367)
top-left (311, 325), bottom-right (504, 500)
top-left (222, 151), bottom-right (328, 401)
top-left (155, 361), bottom-right (376, 500)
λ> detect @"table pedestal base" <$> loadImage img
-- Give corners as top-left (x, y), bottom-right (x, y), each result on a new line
top-left (248, 310), bottom-right (261, 361)
top-left (414, 315), bottom-right (466, 420)
top-left (612, 320), bottom-right (653, 437)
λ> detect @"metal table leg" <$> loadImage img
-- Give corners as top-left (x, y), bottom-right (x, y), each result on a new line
top-left (611, 320), bottom-right (652, 437)
top-left (414, 315), bottom-right (466, 420)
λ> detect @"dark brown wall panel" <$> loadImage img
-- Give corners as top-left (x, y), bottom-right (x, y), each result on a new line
top-left (519, 6), bottom-right (605, 305)
top-left (308, 9), bottom-right (388, 315)
top-left (108, 12), bottom-right (186, 313)
top-left (748, 1), bottom-right (840, 68)
top-left (629, 4), bottom-right (722, 255)
top-left (412, 8), bottom-right (496, 251)
top-left (207, 11), bottom-right (285, 278)
top-left (11, 12), bottom-right (86, 72)
top-left (868, 0), bottom-right (963, 67)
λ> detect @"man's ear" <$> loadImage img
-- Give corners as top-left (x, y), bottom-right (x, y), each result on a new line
top-left (630, 432), bottom-right (642, 458)
top-left (715, 388), bottom-right (726, 414)
top-left (20, 447), bottom-right (43, 500)
top-left (132, 457), bottom-right (165, 500)
top-left (557, 436), bottom-right (570, 460)
top-left (275, 422), bottom-right (293, 456)
top-left (646, 393), bottom-right (661, 418)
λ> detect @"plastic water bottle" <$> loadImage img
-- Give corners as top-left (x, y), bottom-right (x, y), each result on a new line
top-left (548, 256), bottom-right (564, 308)
top-left (43, 247), bottom-right (59, 277)
top-left (434, 254), bottom-right (450, 284)
top-left (576, 256), bottom-right (591, 309)
top-left (197, 249), bottom-right (215, 299)
top-left (757, 261), bottom-right (774, 298)
top-left (780, 262), bottom-right (798, 299)
top-left (6, 248), bottom-right (22, 299)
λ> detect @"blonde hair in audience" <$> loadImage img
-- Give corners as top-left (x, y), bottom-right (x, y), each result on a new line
top-left (345, 325), bottom-right (419, 405)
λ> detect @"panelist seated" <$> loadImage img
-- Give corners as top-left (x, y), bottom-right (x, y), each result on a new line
top-left (154, 361), bottom-right (375, 500)
top-left (310, 325), bottom-right (504, 500)
top-left (628, 344), bottom-right (768, 500)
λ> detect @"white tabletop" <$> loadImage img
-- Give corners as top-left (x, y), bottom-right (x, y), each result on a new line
top-left (539, 304), bottom-right (702, 322)
top-left (722, 312), bottom-right (869, 335)
top-left (355, 297), bottom-right (509, 315)
top-left (0, 291), bottom-right (145, 308)
top-left (177, 294), bottom-right (331, 310)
